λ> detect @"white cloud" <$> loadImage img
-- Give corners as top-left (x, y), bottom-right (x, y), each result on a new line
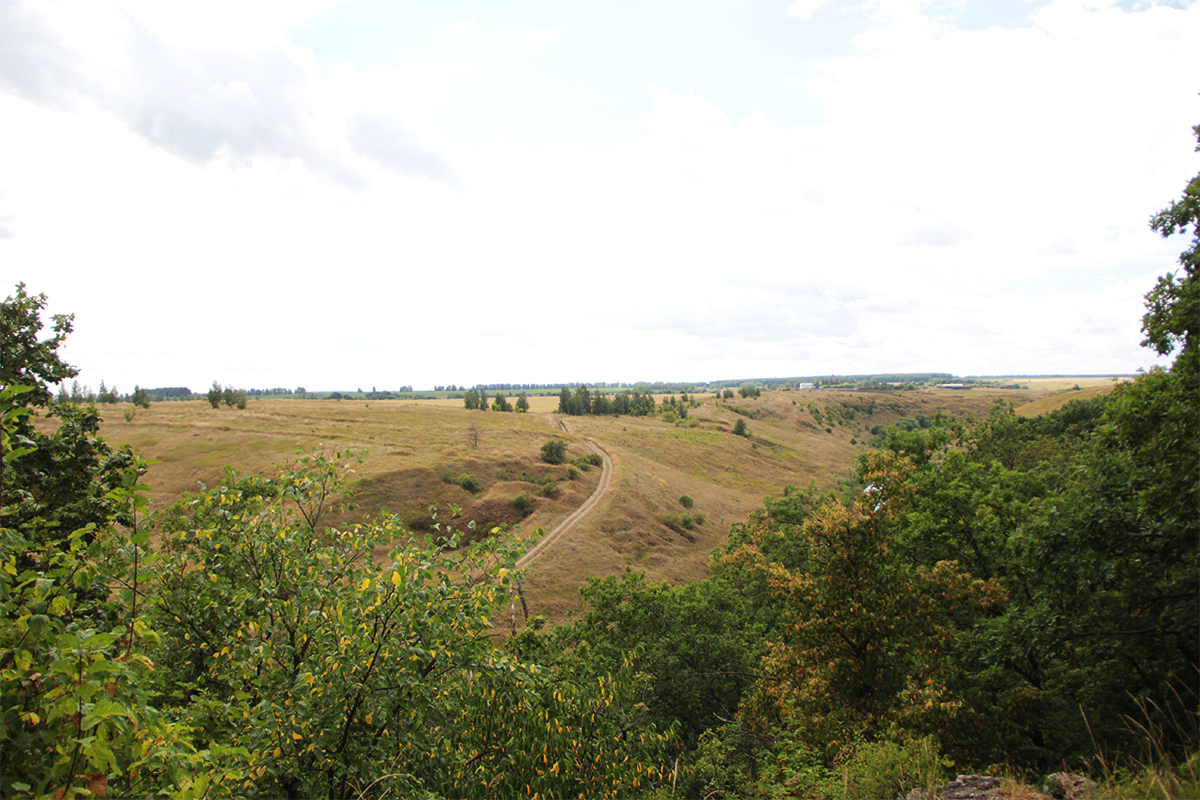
top-left (521, 29), bottom-right (560, 49)
top-left (0, 1), bottom-right (460, 191)
top-left (787, 0), bottom-right (830, 19)
top-left (449, 16), bottom-right (477, 33)
top-left (0, 0), bottom-right (1194, 391)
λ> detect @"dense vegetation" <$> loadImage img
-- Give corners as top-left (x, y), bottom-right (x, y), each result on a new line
top-left (1, 128), bottom-right (1196, 798)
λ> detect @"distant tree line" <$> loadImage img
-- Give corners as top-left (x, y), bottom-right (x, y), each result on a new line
top-left (244, 387), bottom-right (301, 396)
top-left (55, 380), bottom-right (156, 406)
top-left (555, 386), bottom-right (698, 417)
top-left (51, 384), bottom-right (314, 404)
top-left (463, 389), bottom-right (530, 412)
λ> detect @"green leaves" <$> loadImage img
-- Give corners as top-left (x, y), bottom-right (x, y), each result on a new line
top-left (1, 284), bottom-right (78, 410)
top-left (148, 451), bottom-right (672, 798)
top-left (731, 453), bottom-right (1007, 763)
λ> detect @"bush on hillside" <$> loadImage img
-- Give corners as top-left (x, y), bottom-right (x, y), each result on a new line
top-left (541, 440), bottom-right (568, 464)
top-left (512, 492), bottom-right (534, 515)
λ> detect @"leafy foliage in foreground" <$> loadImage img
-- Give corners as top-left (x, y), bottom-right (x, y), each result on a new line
top-left (1, 436), bottom-right (675, 798)
top-left (148, 454), bottom-right (672, 798)
top-left (0, 298), bottom-right (675, 799)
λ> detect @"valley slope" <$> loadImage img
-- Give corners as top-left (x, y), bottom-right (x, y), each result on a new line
top-left (84, 380), bottom-right (1118, 623)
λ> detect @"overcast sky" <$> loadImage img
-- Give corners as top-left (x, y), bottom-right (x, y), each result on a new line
top-left (2, 0), bottom-right (1197, 392)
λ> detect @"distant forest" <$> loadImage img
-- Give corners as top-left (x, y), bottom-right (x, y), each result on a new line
top-left (52, 373), bottom-right (1086, 404)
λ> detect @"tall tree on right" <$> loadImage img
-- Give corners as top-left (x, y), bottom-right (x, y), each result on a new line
top-left (1145, 123), bottom-right (1198, 378)
top-left (974, 127), bottom-right (1200, 763)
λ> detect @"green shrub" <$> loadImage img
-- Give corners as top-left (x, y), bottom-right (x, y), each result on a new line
top-left (679, 495), bottom-right (694, 509)
top-left (661, 513), bottom-right (704, 531)
top-left (567, 467), bottom-right (580, 481)
top-left (571, 453), bottom-right (602, 469)
top-left (841, 736), bottom-right (947, 800)
top-left (733, 418), bottom-right (749, 437)
top-left (512, 492), bottom-right (534, 515)
top-left (457, 473), bottom-right (483, 494)
top-left (541, 440), bottom-right (568, 464)
top-left (539, 481), bottom-right (559, 499)
top-left (661, 513), bottom-right (691, 530)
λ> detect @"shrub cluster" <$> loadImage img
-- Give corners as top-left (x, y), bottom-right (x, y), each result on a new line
top-left (661, 512), bottom-right (705, 530)
top-left (572, 453), bottom-right (603, 468)
top-left (442, 472), bottom-right (484, 494)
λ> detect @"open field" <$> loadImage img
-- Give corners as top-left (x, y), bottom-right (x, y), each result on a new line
top-left (68, 380), bottom-right (1125, 624)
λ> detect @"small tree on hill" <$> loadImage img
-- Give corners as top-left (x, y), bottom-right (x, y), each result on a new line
top-left (541, 440), bottom-right (568, 464)
top-left (733, 418), bottom-right (749, 437)
top-left (97, 380), bottom-right (119, 404)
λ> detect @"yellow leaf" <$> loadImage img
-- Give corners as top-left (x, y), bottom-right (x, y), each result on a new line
top-left (391, 571), bottom-right (401, 586)
top-left (360, 577), bottom-right (371, 590)
top-left (292, 732), bottom-right (303, 741)
top-left (273, 747), bottom-right (281, 758)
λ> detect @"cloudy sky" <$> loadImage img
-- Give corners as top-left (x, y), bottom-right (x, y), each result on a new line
top-left (2, 0), bottom-right (1197, 392)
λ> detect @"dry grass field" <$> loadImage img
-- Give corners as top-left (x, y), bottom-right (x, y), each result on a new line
top-left (69, 380), bottom-right (1124, 624)
top-left (1010, 376), bottom-right (1129, 416)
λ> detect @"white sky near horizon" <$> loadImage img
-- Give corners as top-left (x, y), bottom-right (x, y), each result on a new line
top-left (1, 0), bottom-right (1197, 393)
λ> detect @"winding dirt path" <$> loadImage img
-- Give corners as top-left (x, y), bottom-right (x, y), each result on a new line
top-left (516, 423), bottom-right (613, 569)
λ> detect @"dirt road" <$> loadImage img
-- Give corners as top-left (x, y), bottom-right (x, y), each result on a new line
top-left (516, 435), bottom-right (612, 569)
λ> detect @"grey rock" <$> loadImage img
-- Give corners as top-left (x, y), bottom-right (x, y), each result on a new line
top-left (1043, 772), bottom-right (1097, 799)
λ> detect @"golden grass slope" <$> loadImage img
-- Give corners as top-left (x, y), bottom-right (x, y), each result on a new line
top-left (75, 382), bottom-right (1111, 624)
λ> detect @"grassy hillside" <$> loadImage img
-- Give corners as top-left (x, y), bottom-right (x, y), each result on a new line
top-left (1014, 376), bottom-right (1128, 416)
top-left (79, 382), bottom-right (1118, 624)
